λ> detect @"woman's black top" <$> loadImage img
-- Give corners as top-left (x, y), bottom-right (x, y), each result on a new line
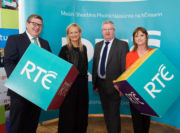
top-left (59, 45), bottom-right (88, 77)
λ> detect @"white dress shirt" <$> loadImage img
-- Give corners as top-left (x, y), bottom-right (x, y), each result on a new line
top-left (98, 38), bottom-right (114, 79)
top-left (26, 31), bottom-right (41, 47)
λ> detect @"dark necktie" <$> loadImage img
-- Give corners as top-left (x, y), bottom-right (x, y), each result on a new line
top-left (100, 41), bottom-right (110, 77)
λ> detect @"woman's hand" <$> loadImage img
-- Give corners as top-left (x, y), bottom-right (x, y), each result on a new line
top-left (114, 84), bottom-right (124, 97)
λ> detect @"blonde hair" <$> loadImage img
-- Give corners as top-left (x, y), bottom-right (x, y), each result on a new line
top-left (66, 23), bottom-right (83, 52)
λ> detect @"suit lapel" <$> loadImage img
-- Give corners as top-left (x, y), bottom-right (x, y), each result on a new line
top-left (21, 32), bottom-right (31, 47)
top-left (39, 38), bottom-right (43, 48)
top-left (22, 32), bottom-right (46, 49)
top-left (39, 38), bottom-right (47, 49)
top-left (96, 41), bottom-right (104, 65)
top-left (106, 38), bottom-right (116, 65)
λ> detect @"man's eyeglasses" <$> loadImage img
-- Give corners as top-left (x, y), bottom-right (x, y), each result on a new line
top-left (102, 28), bottom-right (114, 31)
top-left (29, 22), bottom-right (42, 27)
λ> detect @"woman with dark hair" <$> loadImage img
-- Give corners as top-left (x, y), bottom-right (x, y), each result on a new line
top-left (126, 27), bottom-right (152, 133)
top-left (115, 27), bottom-right (152, 133)
top-left (58, 23), bottom-right (89, 133)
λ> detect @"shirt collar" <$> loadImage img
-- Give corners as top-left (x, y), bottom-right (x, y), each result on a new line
top-left (104, 38), bottom-right (114, 44)
top-left (26, 31), bottom-right (39, 41)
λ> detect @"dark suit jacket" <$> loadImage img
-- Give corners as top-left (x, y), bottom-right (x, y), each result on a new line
top-left (4, 32), bottom-right (52, 98)
top-left (92, 38), bottom-right (129, 96)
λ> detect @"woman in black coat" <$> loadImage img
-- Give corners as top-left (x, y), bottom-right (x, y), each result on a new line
top-left (58, 23), bottom-right (89, 133)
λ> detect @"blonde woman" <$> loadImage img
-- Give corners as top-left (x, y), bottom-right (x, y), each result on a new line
top-left (58, 23), bottom-right (89, 133)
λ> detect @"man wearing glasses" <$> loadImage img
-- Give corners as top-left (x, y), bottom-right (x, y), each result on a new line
top-left (92, 20), bottom-right (129, 133)
top-left (4, 14), bottom-right (51, 133)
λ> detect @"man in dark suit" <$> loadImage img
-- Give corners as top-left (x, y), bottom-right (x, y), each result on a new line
top-left (4, 14), bottom-right (51, 133)
top-left (92, 20), bottom-right (129, 133)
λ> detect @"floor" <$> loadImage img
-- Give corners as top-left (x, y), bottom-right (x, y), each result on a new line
top-left (37, 115), bottom-right (180, 133)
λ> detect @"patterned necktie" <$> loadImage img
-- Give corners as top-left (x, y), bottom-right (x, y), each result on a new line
top-left (33, 38), bottom-right (38, 46)
top-left (100, 41), bottom-right (110, 77)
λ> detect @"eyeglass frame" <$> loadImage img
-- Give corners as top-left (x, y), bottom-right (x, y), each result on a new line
top-left (102, 28), bottom-right (115, 32)
top-left (29, 21), bottom-right (43, 27)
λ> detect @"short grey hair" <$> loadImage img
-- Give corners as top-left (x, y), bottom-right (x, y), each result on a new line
top-left (102, 20), bottom-right (115, 29)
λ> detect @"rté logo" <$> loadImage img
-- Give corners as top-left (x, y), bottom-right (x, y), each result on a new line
top-left (144, 64), bottom-right (174, 99)
top-left (20, 60), bottom-right (58, 90)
